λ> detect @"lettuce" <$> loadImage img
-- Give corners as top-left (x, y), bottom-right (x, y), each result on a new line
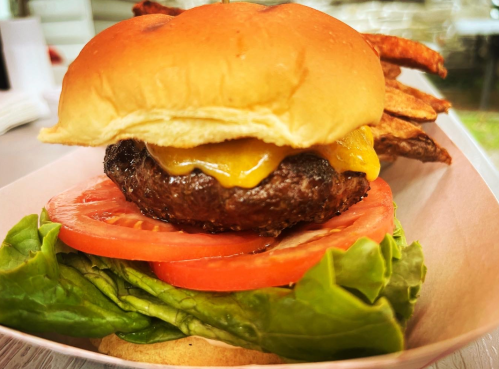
top-left (381, 217), bottom-right (427, 326)
top-left (0, 210), bottom-right (425, 361)
top-left (117, 320), bottom-right (187, 344)
top-left (0, 214), bottom-right (150, 337)
top-left (61, 251), bottom-right (262, 350)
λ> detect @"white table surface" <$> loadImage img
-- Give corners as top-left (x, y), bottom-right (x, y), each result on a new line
top-left (1, 81), bottom-right (499, 368)
top-left (0, 115), bottom-right (76, 188)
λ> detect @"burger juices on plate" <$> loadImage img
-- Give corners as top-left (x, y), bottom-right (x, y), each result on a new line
top-left (0, 2), bottom-right (429, 365)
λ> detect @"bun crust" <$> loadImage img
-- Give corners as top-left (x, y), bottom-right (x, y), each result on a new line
top-left (39, 2), bottom-right (384, 148)
top-left (92, 335), bottom-right (283, 366)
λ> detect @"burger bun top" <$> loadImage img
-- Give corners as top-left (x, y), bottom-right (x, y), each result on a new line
top-left (39, 2), bottom-right (384, 148)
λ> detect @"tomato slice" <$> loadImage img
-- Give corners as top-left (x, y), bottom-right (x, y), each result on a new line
top-left (46, 175), bottom-right (273, 262)
top-left (151, 178), bottom-right (394, 291)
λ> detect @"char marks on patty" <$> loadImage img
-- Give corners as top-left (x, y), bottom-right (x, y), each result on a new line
top-left (104, 140), bottom-right (370, 236)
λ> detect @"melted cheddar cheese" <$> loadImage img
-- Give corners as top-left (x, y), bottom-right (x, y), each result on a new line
top-left (146, 126), bottom-right (380, 188)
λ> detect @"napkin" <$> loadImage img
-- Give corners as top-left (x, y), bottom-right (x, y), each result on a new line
top-left (0, 91), bottom-right (50, 135)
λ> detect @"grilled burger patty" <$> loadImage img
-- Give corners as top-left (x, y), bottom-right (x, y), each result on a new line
top-left (104, 140), bottom-right (370, 236)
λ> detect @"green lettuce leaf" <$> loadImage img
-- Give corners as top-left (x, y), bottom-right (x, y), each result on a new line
top-left (380, 216), bottom-right (427, 326)
top-left (0, 214), bottom-right (151, 337)
top-left (61, 252), bottom-right (262, 350)
top-left (91, 235), bottom-right (412, 361)
top-left (0, 209), bottom-right (425, 362)
top-left (117, 320), bottom-right (187, 344)
top-left (331, 236), bottom-right (396, 303)
top-left (381, 242), bottom-right (426, 326)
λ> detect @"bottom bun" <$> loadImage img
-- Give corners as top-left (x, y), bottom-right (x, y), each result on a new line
top-left (91, 335), bottom-right (283, 366)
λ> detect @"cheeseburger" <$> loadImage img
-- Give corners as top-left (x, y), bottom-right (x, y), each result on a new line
top-left (0, 2), bottom-right (426, 366)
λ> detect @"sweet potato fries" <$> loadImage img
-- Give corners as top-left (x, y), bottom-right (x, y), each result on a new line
top-left (369, 35), bottom-right (452, 164)
top-left (133, 0), bottom-right (184, 16)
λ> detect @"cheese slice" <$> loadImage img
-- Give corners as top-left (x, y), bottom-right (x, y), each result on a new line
top-left (146, 126), bottom-right (379, 188)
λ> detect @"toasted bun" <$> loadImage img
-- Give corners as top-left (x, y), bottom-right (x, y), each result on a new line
top-left (91, 335), bottom-right (283, 366)
top-left (39, 2), bottom-right (384, 148)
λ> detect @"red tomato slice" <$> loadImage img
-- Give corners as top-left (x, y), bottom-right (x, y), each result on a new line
top-left (151, 178), bottom-right (394, 291)
top-left (46, 175), bottom-right (273, 262)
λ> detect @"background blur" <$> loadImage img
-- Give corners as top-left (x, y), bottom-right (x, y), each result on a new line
top-left (1, 0), bottom-right (499, 167)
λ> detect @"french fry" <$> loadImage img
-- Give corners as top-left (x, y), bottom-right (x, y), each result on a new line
top-left (381, 61), bottom-right (402, 80)
top-left (371, 114), bottom-right (452, 164)
top-left (385, 79), bottom-right (451, 114)
top-left (364, 34), bottom-right (447, 78)
top-left (377, 154), bottom-right (398, 163)
top-left (133, 0), bottom-right (184, 16)
top-left (385, 85), bottom-right (437, 122)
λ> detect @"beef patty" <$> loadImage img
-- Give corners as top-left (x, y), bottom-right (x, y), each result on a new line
top-left (104, 140), bottom-right (370, 236)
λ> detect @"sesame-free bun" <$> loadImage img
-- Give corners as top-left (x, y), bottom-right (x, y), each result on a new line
top-left (92, 335), bottom-right (283, 366)
top-left (39, 2), bottom-right (384, 148)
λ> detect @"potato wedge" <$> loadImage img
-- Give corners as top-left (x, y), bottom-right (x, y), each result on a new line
top-left (133, 0), bottom-right (184, 16)
top-left (385, 86), bottom-right (437, 122)
top-left (371, 114), bottom-right (452, 164)
top-left (385, 79), bottom-right (451, 114)
top-left (364, 34), bottom-right (447, 78)
top-left (381, 61), bottom-right (402, 80)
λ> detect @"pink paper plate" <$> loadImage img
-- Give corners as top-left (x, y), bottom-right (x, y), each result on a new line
top-left (1, 71), bottom-right (498, 368)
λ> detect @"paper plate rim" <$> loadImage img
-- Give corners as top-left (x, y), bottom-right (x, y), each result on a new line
top-left (1, 319), bottom-right (498, 369)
